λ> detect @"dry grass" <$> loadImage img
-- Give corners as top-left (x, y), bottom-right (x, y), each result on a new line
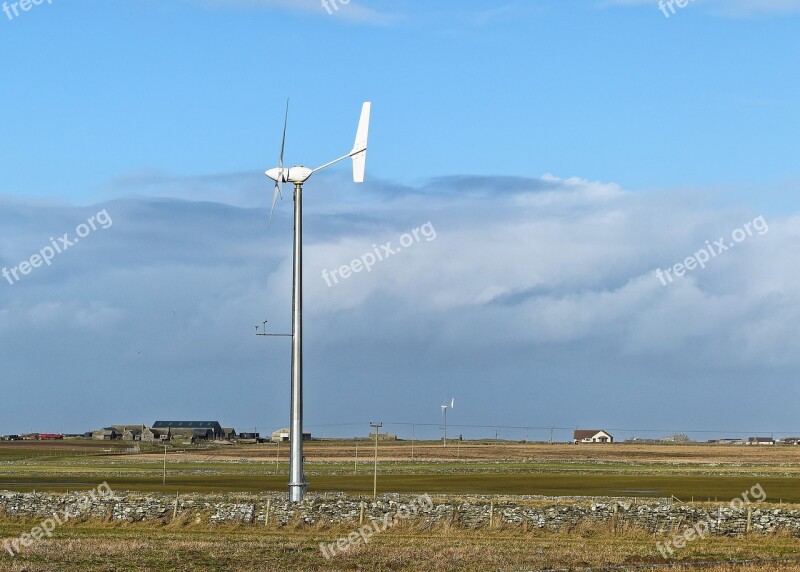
top-left (4, 441), bottom-right (800, 569)
top-left (148, 441), bottom-right (800, 465)
top-left (2, 519), bottom-right (800, 571)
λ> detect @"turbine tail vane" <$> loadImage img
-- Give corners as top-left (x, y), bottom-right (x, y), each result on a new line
top-left (350, 102), bottom-right (371, 183)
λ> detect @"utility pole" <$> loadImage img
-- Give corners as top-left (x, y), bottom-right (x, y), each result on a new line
top-left (354, 443), bottom-right (358, 474)
top-left (411, 425), bottom-right (415, 461)
top-left (370, 422), bottom-right (382, 501)
top-left (550, 426), bottom-right (554, 445)
top-left (162, 444), bottom-right (167, 485)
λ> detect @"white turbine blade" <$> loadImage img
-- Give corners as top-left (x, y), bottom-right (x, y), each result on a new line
top-left (279, 100), bottom-right (289, 173)
top-left (350, 101), bottom-right (371, 183)
top-left (277, 100), bottom-right (289, 200)
top-left (451, 398), bottom-right (455, 409)
top-left (268, 181), bottom-right (281, 228)
top-left (267, 100), bottom-right (289, 229)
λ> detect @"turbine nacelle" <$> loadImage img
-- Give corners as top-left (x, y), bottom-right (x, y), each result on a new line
top-left (265, 166), bottom-right (314, 185)
top-left (265, 101), bottom-right (371, 228)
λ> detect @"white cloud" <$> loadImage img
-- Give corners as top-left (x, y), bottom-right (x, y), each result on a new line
top-left (601, 0), bottom-right (800, 17)
top-left (188, 0), bottom-right (401, 25)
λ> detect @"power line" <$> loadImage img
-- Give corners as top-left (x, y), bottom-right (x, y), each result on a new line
top-left (302, 421), bottom-right (798, 435)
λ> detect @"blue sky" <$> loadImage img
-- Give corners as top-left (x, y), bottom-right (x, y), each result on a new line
top-left (1, 1), bottom-right (800, 440)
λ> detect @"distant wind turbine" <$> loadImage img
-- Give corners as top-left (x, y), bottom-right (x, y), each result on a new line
top-left (441, 398), bottom-right (454, 447)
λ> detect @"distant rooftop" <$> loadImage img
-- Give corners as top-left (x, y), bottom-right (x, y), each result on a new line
top-left (152, 421), bottom-right (222, 429)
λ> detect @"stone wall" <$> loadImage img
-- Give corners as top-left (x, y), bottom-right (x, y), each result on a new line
top-left (1, 490), bottom-right (799, 535)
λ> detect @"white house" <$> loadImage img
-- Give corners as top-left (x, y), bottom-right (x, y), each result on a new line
top-left (747, 437), bottom-right (775, 446)
top-left (573, 429), bottom-right (613, 444)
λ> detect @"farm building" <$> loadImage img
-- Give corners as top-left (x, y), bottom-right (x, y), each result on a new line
top-left (113, 425), bottom-right (144, 440)
top-left (271, 428), bottom-right (312, 442)
top-left (152, 421), bottom-right (224, 441)
top-left (140, 428), bottom-right (164, 443)
top-left (573, 429), bottom-right (613, 444)
top-left (222, 427), bottom-right (237, 440)
top-left (191, 429), bottom-right (215, 441)
top-left (122, 428), bottom-right (142, 441)
top-left (92, 428), bottom-right (120, 440)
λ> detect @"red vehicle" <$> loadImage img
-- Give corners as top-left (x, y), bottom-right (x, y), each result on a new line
top-left (38, 433), bottom-right (64, 440)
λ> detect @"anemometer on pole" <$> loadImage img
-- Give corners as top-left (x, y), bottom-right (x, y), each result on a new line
top-left (258, 100), bottom-right (372, 503)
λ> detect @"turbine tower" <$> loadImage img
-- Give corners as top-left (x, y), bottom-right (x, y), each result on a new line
top-left (264, 101), bottom-right (371, 502)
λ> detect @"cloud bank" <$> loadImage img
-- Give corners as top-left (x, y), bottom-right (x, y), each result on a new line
top-left (1, 173), bottom-right (798, 438)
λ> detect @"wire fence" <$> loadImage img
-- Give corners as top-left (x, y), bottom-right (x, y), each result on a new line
top-left (293, 421), bottom-right (795, 444)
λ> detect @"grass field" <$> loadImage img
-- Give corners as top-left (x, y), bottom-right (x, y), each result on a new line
top-left (2, 440), bottom-right (800, 501)
top-left (3, 439), bottom-right (800, 570)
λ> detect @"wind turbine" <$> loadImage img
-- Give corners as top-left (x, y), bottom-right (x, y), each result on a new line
top-left (441, 398), bottom-right (454, 447)
top-left (264, 100), bottom-right (371, 503)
